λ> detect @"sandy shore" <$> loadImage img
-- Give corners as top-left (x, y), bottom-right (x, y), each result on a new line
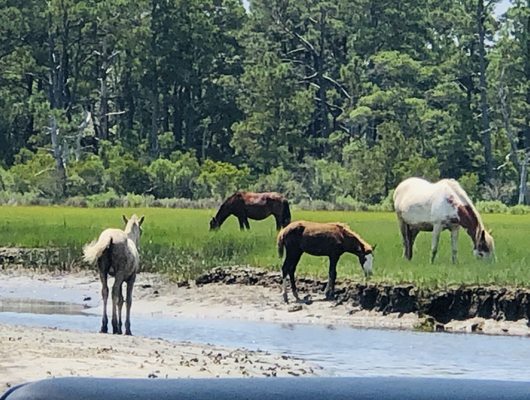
top-left (0, 323), bottom-right (317, 390)
top-left (0, 267), bottom-right (529, 390)
top-left (0, 267), bottom-right (420, 329)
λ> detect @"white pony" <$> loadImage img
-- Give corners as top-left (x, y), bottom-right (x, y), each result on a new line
top-left (393, 177), bottom-right (494, 263)
top-left (83, 214), bottom-right (144, 335)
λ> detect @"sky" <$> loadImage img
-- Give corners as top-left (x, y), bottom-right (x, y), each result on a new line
top-left (495, 0), bottom-right (511, 16)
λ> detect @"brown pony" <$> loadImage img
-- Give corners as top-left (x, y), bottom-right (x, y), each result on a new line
top-left (277, 221), bottom-right (374, 303)
top-left (209, 191), bottom-right (291, 231)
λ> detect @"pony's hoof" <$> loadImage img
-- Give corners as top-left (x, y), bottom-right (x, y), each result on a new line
top-left (125, 331), bottom-right (132, 336)
top-left (324, 292), bottom-right (335, 301)
top-left (100, 327), bottom-right (108, 334)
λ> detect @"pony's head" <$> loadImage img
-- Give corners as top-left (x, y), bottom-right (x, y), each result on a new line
top-left (341, 224), bottom-right (375, 277)
top-left (474, 229), bottom-right (494, 260)
top-left (358, 244), bottom-right (375, 277)
top-left (209, 216), bottom-right (220, 231)
top-left (123, 214), bottom-right (145, 245)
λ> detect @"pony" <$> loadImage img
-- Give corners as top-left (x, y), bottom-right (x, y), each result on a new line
top-left (393, 177), bottom-right (494, 263)
top-left (277, 221), bottom-right (374, 303)
top-left (83, 214), bottom-right (144, 335)
top-left (209, 191), bottom-right (291, 231)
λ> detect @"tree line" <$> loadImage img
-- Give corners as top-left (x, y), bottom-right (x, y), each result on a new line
top-left (0, 0), bottom-right (528, 205)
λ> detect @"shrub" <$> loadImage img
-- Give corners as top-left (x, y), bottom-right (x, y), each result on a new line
top-left (196, 159), bottom-right (250, 199)
top-left (508, 205), bottom-right (530, 215)
top-left (86, 189), bottom-right (122, 207)
top-left (0, 167), bottom-right (14, 191)
top-left (64, 196), bottom-right (89, 207)
top-left (0, 191), bottom-right (42, 205)
top-left (475, 200), bottom-right (509, 214)
top-left (148, 152), bottom-right (200, 199)
top-left (251, 166), bottom-right (308, 203)
top-left (107, 158), bottom-right (150, 195)
top-left (123, 193), bottom-right (155, 207)
top-left (10, 149), bottom-right (63, 198)
top-left (69, 156), bottom-right (106, 195)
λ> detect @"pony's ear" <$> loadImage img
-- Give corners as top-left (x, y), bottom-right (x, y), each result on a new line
top-left (372, 244), bottom-right (377, 252)
top-left (139, 215), bottom-right (145, 226)
top-left (480, 230), bottom-right (486, 241)
top-left (122, 215), bottom-right (128, 224)
top-left (488, 229), bottom-right (493, 235)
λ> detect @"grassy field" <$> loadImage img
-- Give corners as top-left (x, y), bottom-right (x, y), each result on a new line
top-left (0, 206), bottom-right (529, 289)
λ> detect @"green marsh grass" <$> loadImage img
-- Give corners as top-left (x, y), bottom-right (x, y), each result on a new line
top-left (0, 206), bottom-right (529, 289)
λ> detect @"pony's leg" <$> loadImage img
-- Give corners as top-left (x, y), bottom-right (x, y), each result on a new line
top-left (99, 269), bottom-right (109, 334)
top-left (244, 218), bottom-right (250, 230)
top-left (274, 215), bottom-right (282, 231)
top-left (430, 224), bottom-right (443, 263)
top-left (124, 274), bottom-right (136, 336)
top-left (111, 278), bottom-right (123, 334)
top-left (407, 228), bottom-right (420, 260)
top-left (450, 228), bottom-right (459, 264)
top-left (281, 255), bottom-right (292, 303)
top-left (237, 217), bottom-right (246, 230)
top-left (117, 284), bottom-right (124, 334)
top-left (324, 256), bottom-right (339, 300)
top-left (398, 219), bottom-right (410, 259)
top-left (287, 252), bottom-right (302, 301)
top-left (281, 251), bottom-right (301, 303)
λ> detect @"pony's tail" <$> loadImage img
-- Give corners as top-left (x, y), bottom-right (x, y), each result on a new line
top-left (83, 236), bottom-right (113, 265)
top-left (277, 228), bottom-right (286, 258)
top-left (281, 199), bottom-right (291, 227)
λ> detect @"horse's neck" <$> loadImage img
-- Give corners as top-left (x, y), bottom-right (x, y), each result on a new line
top-left (124, 227), bottom-right (140, 247)
top-left (457, 204), bottom-right (483, 244)
top-left (344, 234), bottom-right (364, 255)
top-left (215, 202), bottom-right (232, 225)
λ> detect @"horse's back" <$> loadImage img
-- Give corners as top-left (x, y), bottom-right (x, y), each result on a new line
top-left (242, 191), bottom-right (284, 204)
top-left (99, 229), bottom-right (139, 274)
top-left (394, 178), bottom-right (435, 215)
top-left (395, 177), bottom-right (468, 226)
top-left (282, 221), bottom-right (352, 256)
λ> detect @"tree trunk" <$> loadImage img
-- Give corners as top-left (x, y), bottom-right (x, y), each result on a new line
top-left (477, 0), bottom-right (493, 182)
top-left (98, 36), bottom-right (110, 141)
top-left (50, 114), bottom-right (66, 197)
top-left (150, 89), bottom-right (159, 157)
top-left (519, 153), bottom-right (528, 204)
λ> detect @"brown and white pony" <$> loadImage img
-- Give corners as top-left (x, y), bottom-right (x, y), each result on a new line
top-left (83, 214), bottom-right (144, 335)
top-left (393, 177), bottom-right (494, 263)
top-left (209, 191), bottom-right (291, 231)
top-left (277, 221), bottom-right (374, 302)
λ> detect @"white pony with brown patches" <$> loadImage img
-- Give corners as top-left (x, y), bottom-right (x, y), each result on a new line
top-left (393, 177), bottom-right (494, 263)
top-left (83, 214), bottom-right (144, 335)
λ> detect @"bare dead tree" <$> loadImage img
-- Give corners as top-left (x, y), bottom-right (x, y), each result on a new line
top-left (498, 68), bottom-right (529, 204)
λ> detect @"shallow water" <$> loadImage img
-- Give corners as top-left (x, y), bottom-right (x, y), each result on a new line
top-left (0, 298), bottom-right (87, 315)
top-left (1, 305), bottom-right (529, 381)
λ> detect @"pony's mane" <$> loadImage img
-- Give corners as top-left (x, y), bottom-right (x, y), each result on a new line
top-left (334, 223), bottom-right (372, 252)
top-left (442, 179), bottom-right (484, 228)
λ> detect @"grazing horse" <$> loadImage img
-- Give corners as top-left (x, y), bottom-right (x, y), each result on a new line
top-left (209, 191), bottom-right (291, 231)
top-left (277, 221), bottom-right (374, 303)
top-left (83, 214), bottom-right (144, 335)
top-left (393, 177), bottom-right (494, 263)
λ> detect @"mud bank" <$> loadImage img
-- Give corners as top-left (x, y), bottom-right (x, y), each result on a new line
top-left (195, 268), bottom-right (530, 328)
